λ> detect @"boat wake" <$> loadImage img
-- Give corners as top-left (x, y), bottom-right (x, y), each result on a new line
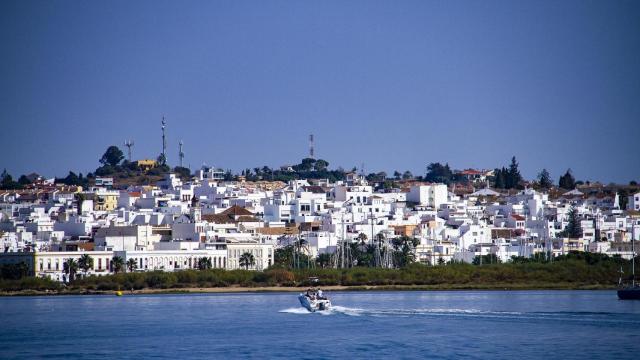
top-left (279, 306), bottom-right (518, 317)
top-left (279, 307), bottom-right (314, 314)
top-left (280, 307), bottom-right (640, 324)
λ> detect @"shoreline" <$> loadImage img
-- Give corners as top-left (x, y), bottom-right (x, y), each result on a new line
top-left (0, 283), bottom-right (617, 297)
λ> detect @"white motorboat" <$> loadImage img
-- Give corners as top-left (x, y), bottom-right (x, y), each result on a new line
top-left (298, 290), bottom-right (331, 312)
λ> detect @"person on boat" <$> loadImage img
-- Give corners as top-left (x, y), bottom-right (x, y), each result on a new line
top-left (317, 289), bottom-right (324, 299)
top-left (306, 288), bottom-right (315, 300)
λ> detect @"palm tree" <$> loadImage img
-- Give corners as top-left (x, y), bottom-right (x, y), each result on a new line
top-left (126, 258), bottom-right (137, 272)
top-left (197, 257), bottom-right (212, 270)
top-left (78, 254), bottom-right (94, 277)
top-left (293, 237), bottom-right (310, 269)
top-left (63, 258), bottom-right (79, 283)
top-left (111, 256), bottom-right (125, 274)
top-left (239, 252), bottom-right (256, 270)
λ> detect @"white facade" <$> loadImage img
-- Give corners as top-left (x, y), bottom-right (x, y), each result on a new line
top-left (407, 184), bottom-right (448, 209)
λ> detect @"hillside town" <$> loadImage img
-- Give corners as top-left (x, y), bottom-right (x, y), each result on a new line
top-left (1, 146), bottom-right (639, 283)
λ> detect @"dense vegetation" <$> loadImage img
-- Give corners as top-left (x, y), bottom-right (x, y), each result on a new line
top-left (1, 252), bottom-right (636, 294)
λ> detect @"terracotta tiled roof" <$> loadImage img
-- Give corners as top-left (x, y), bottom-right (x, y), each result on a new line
top-left (256, 226), bottom-right (300, 235)
top-left (236, 215), bottom-right (261, 223)
top-left (201, 214), bottom-right (235, 224)
top-left (460, 169), bottom-right (482, 175)
top-left (220, 205), bottom-right (254, 216)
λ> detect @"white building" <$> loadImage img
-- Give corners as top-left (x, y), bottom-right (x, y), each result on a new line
top-left (407, 184), bottom-right (448, 209)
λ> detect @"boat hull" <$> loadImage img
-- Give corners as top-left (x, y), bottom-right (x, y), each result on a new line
top-left (298, 294), bottom-right (331, 312)
top-left (617, 288), bottom-right (640, 300)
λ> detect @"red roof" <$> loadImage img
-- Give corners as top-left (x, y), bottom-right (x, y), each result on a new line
top-left (460, 169), bottom-right (483, 175)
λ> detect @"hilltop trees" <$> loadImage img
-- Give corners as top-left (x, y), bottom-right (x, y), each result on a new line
top-left (424, 163), bottom-right (454, 184)
top-left (156, 153), bottom-right (167, 166)
top-left (537, 169), bottom-right (553, 189)
top-left (493, 156), bottom-right (523, 189)
top-left (17, 175), bottom-right (31, 186)
top-left (0, 169), bottom-right (22, 190)
top-left (241, 158), bottom-right (345, 182)
top-left (314, 159), bottom-right (329, 171)
top-left (173, 166), bottom-right (191, 180)
top-left (559, 169), bottom-right (576, 190)
top-left (99, 146), bottom-right (124, 167)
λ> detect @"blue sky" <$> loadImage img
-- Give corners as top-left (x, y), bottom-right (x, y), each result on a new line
top-left (1, 0), bottom-right (639, 183)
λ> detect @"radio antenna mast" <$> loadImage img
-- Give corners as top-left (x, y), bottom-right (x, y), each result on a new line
top-left (124, 140), bottom-right (134, 162)
top-left (178, 140), bottom-right (184, 168)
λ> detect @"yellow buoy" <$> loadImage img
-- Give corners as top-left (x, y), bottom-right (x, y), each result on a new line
top-left (116, 291), bottom-right (123, 296)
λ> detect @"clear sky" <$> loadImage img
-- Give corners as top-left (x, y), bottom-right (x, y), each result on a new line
top-left (1, 0), bottom-right (639, 183)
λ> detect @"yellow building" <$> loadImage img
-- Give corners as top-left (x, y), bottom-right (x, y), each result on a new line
top-left (89, 190), bottom-right (119, 211)
top-left (136, 159), bottom-right (158, 171)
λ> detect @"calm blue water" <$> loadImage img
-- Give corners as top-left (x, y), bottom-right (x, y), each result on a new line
top-left (1, 290), bottom-right (639, 359)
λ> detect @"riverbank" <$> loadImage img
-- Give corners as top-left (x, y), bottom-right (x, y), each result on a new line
top-left (0, 282), bottom-right (617, 296)
top-left (1, 253), bottom-right (629, 296)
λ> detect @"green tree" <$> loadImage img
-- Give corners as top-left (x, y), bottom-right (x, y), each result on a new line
top-left (78, 254), bottom-right (94, 277)
top-left (274, 246), bottom-right (294, 267)
top-left (562, 206), bottom-right (583, 239)
top-left (0, 170), bottom-right (22, 190)
top-left (559, 169), bottom-right (576, 190)
top-left (0, 262), bottom-right (29, 279)
top-left (295, 158), bottom-right (316, 172)
top-left (99, 146), bottom-right (124, 167)
top-left (425, 163), bottom-right (453, 184)
top-left (111, 256), bottom-right (125, 274)
top-left (473, 254), bottom-right (500, 265)
top-left (316, 253), bottom-right (332, 268)
top-left (173, 166), bottom-right (191, 180)
top-left (393, 171), bottom-right (401, 180)
top-left (127, 258), bottom-right (138, 272)
top-left (391, 236), bottom-right (419, 268)
top-left (314, 159), bottom-right (329, 171)
top-left (239, 252), bottom-right (256, 270)
top-left (538, 168), bottom-right (552, 189)
top-left (63, 258), bottom-right (79, 282)
top-left (507, 156), bottom-right (522, 189)
top-left (157, 153), bottom-right (167, 166)
top-left (17, 175), bottom-right (31, 186)
top-left (402, 170), bottom-right (413, 180)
